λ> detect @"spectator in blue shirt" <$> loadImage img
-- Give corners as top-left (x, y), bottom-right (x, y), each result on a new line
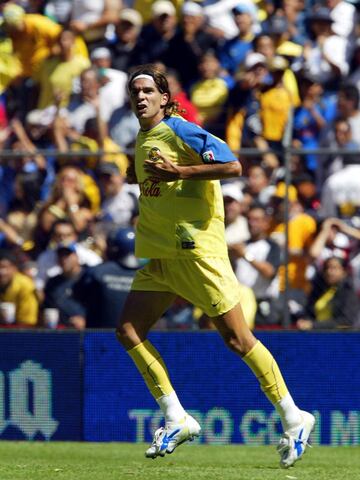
top-left (72, 227), bottom-right (142, 328)
top-left (218, 4), bottom-right (255, 76)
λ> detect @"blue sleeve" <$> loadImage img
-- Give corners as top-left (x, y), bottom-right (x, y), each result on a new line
top-left (164, 117), bottom-right (237, 164)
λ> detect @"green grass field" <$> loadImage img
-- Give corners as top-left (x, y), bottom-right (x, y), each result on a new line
top-left (1, 442), bottom-right (360, 480)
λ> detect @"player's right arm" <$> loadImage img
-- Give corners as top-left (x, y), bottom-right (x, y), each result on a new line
top-left (144, 154), bottom-right (241, 182)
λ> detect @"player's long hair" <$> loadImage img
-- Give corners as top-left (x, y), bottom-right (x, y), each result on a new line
top-left (127, 64), bottom-right (181, 116)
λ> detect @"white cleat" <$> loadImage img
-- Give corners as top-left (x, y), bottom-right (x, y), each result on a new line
top-left (145, 414), bottom-right (201, 459)
top-left (277, 410), bottom-right (315, 469)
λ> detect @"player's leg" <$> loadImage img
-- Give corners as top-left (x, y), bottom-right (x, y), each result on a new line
top-left (212, 302), bottom-right (315, 468)
top-left (116, 289), bottom-right (200, 458)
top-left (116, 289), bottom-right (182, 413)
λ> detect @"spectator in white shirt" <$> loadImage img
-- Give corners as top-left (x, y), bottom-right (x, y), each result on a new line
top-left (222, 182), bottom-right (250, 246)
top-left (302, 7), bottom-right (348, 88)
top-left (90, 47), bottom-right (128, 112)
top-left (326, 0), bottom-right (356, 39)
top-left (97, 162), bottom-right (139, 228)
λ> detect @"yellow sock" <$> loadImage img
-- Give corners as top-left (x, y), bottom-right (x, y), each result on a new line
top-left (243, 340), bottom-right (288, 405)
top-left (127, 340), bottom-right (174, 400)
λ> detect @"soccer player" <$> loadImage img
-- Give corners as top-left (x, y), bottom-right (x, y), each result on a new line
top-left (115, 65), bottom-right (315, 468)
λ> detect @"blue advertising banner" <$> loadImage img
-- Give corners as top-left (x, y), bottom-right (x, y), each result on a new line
top-left (83, 331), bottom-right (360, 445)
top-left (1, 331), bottom-right (359, 444)
top-left (0, 331), bottom-right (82, 441)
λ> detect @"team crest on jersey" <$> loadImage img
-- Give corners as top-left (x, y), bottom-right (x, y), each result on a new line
top-left (202, 150), bottom-right (215, 163)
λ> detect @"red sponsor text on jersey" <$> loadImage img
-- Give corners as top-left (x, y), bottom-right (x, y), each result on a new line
top-left (139, 178), bottom-right (161, 197)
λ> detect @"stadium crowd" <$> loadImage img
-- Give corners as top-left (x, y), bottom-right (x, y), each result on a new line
top-left (0, 0), bottom-right (360, 330)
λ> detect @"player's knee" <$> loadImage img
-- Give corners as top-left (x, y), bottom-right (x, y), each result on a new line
top-left (224, 333), bottom-right (256, 357)
top-left (115, 323), bottom-right (135, 348)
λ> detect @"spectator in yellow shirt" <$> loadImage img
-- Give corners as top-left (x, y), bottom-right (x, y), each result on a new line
top-left (253, 33), bottom-right (300, 107)
top-left (34, 29), bottom-right (90, 109)
top-left (190, 51), bottom-right (229, 135)
top-left (259, 56), bottom-right (292, 144)
top-left (2, 3), bottom-right (88, 81)
top-left (2, 3), bottom-right (62, 79)
top-left (270, 183), bottom-right (317, 296)
top-left (0, 250), bottom-right (38, 327)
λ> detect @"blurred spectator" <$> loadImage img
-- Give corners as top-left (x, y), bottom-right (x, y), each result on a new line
top-left (90, 47), bottom-right (128, 112)
top-left (96, 162), bottom-right (139, 229)
top-left (320, 152), bottom-right (360, 220)
top-left (133, 0), bottom-right (182, 24)
top-left (166, 69), bottom-right (202, 125)
top-left (163, 2), bottom-right (218, 89)
top-left (110, 8), bottom-right (146, 73)
top-left (55, 113), bottom-right (129, 175)
top-left (139, 0), bottom-right (178, 64)
top-left (190, 51), bottom-right (229, 134)
top-left (326, 0), bottom-right (356, 39)
top-left (293, 173), bottom-right (320, 217)
top-left (0, 33), bottom-right (21, 101)
top-left (36, 218), bottom-right (101, 292)
top-left (34, 28), bottom-right (91, 109)
top-left (319, 117), bottom-right (359, 184)
top-left (253, 33), bottom-right (301, 106)
top-left (296, 256), bottom-right (359, 330)
top-left (262, 14), bottom-right (303, 60)
top-left (308, 217), bottom-right (359, 272)
top-left (270, 182), bottom-right (317, 306)
top-left (242, 163), bottom-right (276, 206)
top-left (229, 203), bottom-right (281, 326)
top-left (108, 99), bottom-right (140, 150)
top-left (349, 39), bottom-right (360, 95)
top-left (282, 0), bottom-right (308, 45)
top-left (203, 0), bottom-right (258, 41)
top-left (293, 72), bottom-right (329, 173)
top-left (43, 243), bottom-right (86, 329)
top-left (254, 55), bottom-right (292, 168)
top-left (218, 4), bottom-right (255, 76)
top-left (69, 0), bottom-right (121, 51)
top-left (38, 165), bottom-right (97, 237)
top-left (262, 56), bottom-right (292, 139)
top-left (225, 52), bottom-right (268, 152)
top-left (73, 227), bottom-right (141, 327)
top-left (0, 249), bottom-right (38, 327)
top-left (2, 3), bottom-right (62, 80)
top-left (302, 7), bottom-right (348, 90)
top-left (222, 182), bottom-right (250, 245)
top-left (0, 116), bottom-right (47, 220)
top-left (335, 83), bottom-right (360, 144)
top-left (66, 67), bottom-right (113, 133)
top-left (44, 0), bottom-right (73, 25)
top-left (0, 163), bottom-right (45, 250)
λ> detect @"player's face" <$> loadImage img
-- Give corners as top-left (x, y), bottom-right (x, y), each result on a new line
top-left (129, 78), bottom-right (169, 129)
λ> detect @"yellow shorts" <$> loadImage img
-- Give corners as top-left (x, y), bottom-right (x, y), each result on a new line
top-left (131, 257), bottom-right (241, 317)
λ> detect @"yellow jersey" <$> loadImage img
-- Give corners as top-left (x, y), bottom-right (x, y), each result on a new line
top-left (134, 115), bottom-right (237, 259)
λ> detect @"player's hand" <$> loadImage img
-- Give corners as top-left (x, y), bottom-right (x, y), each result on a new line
top-left (144, 153), bottom-right (183, 182)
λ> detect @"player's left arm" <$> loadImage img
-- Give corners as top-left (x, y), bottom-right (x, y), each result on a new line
top-left (144, 153), bottom-right (242, 181)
